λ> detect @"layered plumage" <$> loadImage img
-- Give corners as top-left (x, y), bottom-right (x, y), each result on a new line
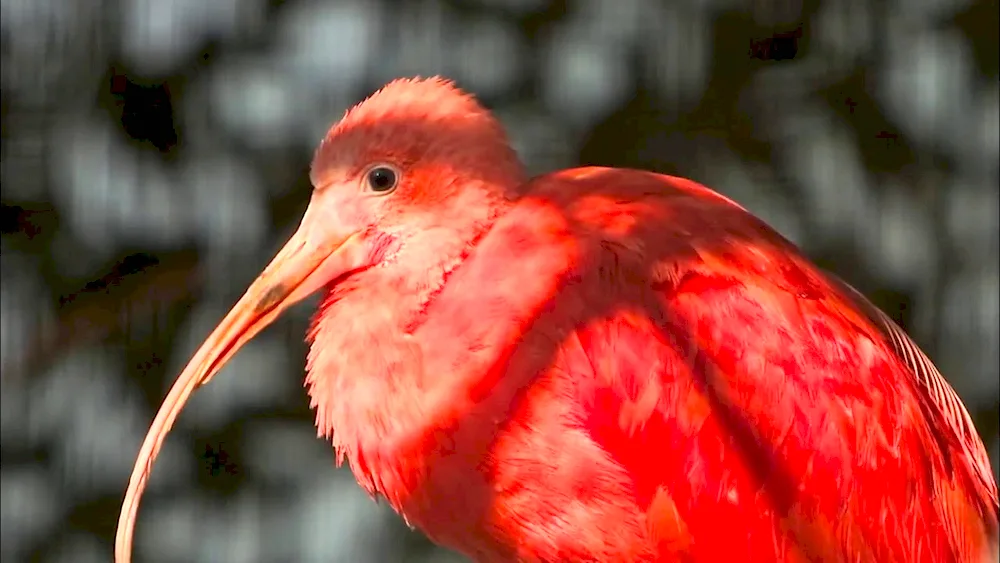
top-left (117, 77), bottom-right (999, 563)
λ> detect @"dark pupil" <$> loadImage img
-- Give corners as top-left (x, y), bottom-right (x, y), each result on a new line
top-left (368, 167), bottom-right (396, 192)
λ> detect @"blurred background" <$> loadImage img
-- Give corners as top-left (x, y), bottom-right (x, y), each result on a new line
top-left (1, 0), bottom-right (997, 561)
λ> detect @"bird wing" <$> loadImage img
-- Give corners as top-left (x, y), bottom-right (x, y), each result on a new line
top-left (825, 271), bottom-right (999, 510)
top-left (530, 167), bottom-right (998, 562)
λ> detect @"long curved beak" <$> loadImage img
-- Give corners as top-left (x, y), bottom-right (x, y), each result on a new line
top-left (115, 225), bottom-right (365, 563)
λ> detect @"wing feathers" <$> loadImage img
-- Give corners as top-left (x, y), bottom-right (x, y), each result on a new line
top-left (827, 272), bottom-right (999, 512)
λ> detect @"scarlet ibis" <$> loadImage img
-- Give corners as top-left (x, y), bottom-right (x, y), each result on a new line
top-left (117, 77), bottom-right (999, 562)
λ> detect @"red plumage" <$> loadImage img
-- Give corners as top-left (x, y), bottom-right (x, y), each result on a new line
top-left (117, 77), bottom-right (999, 563)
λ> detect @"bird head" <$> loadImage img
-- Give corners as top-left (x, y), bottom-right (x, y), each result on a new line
top-left (256, 75), bottom-right (526, 325)
top-left (115, 76), bottom-right (525, 563)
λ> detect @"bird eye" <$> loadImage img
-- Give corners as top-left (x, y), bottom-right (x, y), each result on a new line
top-left (365, 165), bottom-right (399, 194)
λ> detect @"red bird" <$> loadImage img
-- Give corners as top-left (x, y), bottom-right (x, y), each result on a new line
top-left (117, 77), bottom-right (999, 562)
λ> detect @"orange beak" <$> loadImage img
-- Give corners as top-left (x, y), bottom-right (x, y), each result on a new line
top-left (115, 223), bottom-right (366, 563)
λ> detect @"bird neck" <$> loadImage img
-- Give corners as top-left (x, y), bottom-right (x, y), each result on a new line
top-left (304, 188), bottom-right (518, 490)
top-left (303, 192), bottom-right (580, 520)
